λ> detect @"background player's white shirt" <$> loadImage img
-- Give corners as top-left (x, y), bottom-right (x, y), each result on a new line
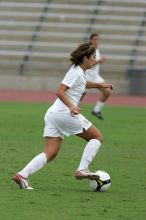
top-left (48, 65), bottom-right (86, 113)
top-left (86, 49), bottom-right (104, 83)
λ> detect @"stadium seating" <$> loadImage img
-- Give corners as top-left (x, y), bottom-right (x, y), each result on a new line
top-left (0, 0), bottom-right (146, 93)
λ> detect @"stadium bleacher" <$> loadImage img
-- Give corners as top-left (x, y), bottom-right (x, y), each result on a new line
top-left (0, 0), bottom-right (146, 93)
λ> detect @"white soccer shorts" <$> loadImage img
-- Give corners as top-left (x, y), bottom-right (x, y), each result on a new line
top-left (43, 111), bottom-right (92, 139)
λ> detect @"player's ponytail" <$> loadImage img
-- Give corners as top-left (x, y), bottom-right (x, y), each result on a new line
top-left (70, 43), bottom-right (95, 66)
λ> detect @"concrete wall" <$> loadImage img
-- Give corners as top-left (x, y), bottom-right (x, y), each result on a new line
top-left (0, 74), bottom-right (130, 94)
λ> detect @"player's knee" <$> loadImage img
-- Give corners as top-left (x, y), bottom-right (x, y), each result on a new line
top-left (95, 134), bottom-right (103, 143)
top-left (103, 88), bottom-right (112, 98)
top-left (108, 88), bottom-right (112, 96)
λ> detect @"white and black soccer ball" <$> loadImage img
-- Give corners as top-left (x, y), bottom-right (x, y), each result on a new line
top-left (90, 170), bottom-right (111, 192)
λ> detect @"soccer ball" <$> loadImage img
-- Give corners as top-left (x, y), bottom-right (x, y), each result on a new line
top-left (90, 170), bottom-right (111, 192)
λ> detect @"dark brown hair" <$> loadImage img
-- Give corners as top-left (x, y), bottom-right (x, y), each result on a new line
top-left (70, 43), bottom-right (95, 66)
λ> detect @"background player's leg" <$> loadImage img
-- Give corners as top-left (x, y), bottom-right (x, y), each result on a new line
top-left (92, 86), bottom-right (112, 119)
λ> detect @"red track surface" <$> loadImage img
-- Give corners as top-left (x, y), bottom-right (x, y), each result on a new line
top-left (0, 89), bottom-right (146, 107)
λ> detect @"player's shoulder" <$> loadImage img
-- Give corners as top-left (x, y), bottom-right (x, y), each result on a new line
top-left (66, 65), bottom-right (83, 77)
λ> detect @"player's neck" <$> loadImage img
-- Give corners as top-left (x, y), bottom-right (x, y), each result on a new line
top-left (79, 64), bottom-right (87, 72)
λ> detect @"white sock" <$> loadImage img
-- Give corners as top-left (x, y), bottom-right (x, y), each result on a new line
top-left (18, 152), bottom-right (47, 178)
top-left (94, 101), bottom-right (105, 113)
top-left (77, 139), bottom-right (101, 171)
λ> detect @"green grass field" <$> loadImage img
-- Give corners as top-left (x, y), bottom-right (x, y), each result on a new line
top-left (0, 102), bottom-right (146, 220)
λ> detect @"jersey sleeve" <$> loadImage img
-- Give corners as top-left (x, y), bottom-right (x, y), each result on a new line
top-left (61, 69), bottom-right (80, 88)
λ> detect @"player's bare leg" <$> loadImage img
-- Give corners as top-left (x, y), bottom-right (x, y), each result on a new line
top-left (44, 137), bottom-right (62, 161)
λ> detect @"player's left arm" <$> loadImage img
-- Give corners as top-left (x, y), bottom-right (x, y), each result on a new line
top-left (86, 81), bottom-right (113, 90)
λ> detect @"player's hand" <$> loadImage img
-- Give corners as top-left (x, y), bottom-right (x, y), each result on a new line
top-left (101, 83), bottom-right (113, 90)
top-left (69, 106), bottom-right (82, 116)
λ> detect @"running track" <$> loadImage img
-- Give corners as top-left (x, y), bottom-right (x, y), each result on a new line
top-left (0, 89), bottom-right (146, 108)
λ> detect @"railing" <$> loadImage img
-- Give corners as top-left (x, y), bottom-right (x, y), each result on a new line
top-left (0, 0), bottom-right (146, 76)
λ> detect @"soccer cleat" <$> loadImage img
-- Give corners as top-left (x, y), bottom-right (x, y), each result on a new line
top-left (75, 169), bottom-right (100, 181)
top-left (12, 173), bottom-right (33, 190)
top-left (92, 111), bottom-right (104, 120)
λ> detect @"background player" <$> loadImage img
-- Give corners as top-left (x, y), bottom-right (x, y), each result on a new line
top-left (86, 33), bottom-right (112, 120)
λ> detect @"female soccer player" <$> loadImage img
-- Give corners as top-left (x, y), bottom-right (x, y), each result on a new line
top-left (86, 33), bottom-right (112, 120)
top-left (13, 43), bottom-right (112, 189)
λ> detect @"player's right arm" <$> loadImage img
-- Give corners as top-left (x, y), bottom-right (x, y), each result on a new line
top-left (56, 83), bottom-right (81, 116)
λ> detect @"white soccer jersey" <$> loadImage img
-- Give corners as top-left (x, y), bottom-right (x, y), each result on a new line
top-left (49, 65), bottom-right (86, 113)
top-left (43, 65), bottom-right (92, 138)
top-left (86, 49), bottom-right (104, 83)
